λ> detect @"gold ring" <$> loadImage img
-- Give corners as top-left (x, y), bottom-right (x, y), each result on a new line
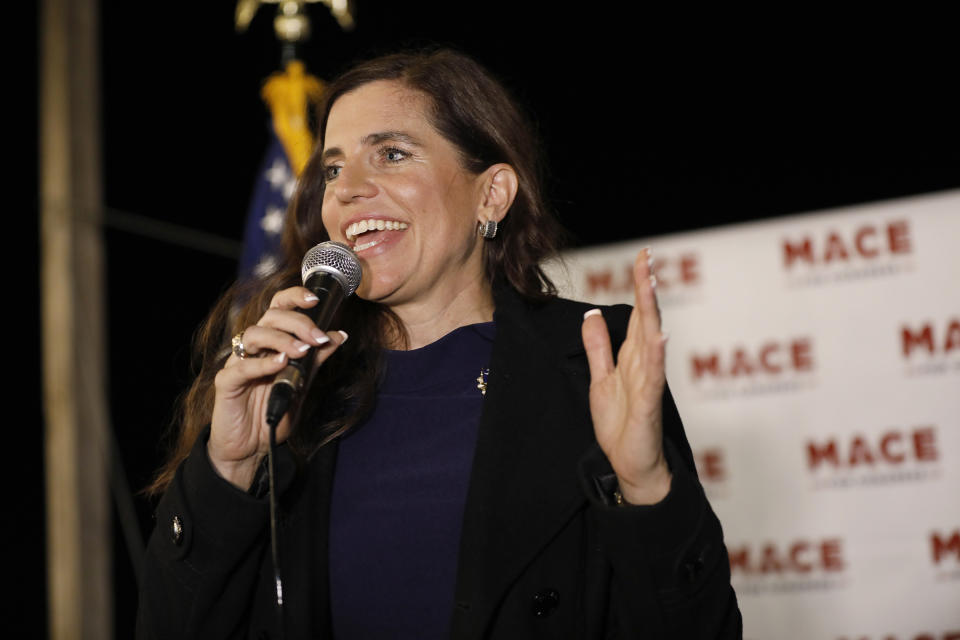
top-left (231, 332), bottom-right (248, 359)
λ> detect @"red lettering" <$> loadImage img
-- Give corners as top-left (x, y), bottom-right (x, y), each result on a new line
top-left (931, 530), bottom-right (960, 564)
top-left (821, 538), bottom-right (844, 571)
top-left (784, 237), bottom-right (814, 268)
top-left (946, 320), bottom-right (960, 352)
top-left (807, 440), bottom-right (839, 469)
top-left (699, 449), bottom-right (725, 482)
top-left (913, 427), bottom-right (938, 462)
top-left (785, 221), bottom-right (910, 270)
top-left (789, 541), bottom-right (813, 573)
top-left (693, 338), bottom-right (814, 380)
top-left (730, 539), bottom-right (845, 574)
top-left (879, 431), bottom-right (905, 463)
top-left (759, 343), bottom-right (781, 373)
top-left (728, 547), bottom-right (749, 573)
top-left (585, 269), bottom-right (613, 295)
top-left (902, 325), bottom-right (934, 357)
top-left (691, 353), bottom-right (720, 379)
top-left (854, 226), bottom-right (879, 257)
top-left (887, 219), bottom-right (911, 254)
top-left (729, 348), bottom-right (754, 377)
top-left (810, 427), bottom-right (939, 470)
top-left (680, 254), bottom-right (699, 284)
top-left (759, 543), bottom-right (784, 573)
top-left (848, 436), bottom-right (875, 466)
top-left (823, 232), bottom-right (850, 263)
top-left (792, 338), bottom-right (814, 371)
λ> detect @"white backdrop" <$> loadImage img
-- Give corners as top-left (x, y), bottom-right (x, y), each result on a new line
top-left (545, 190), bottom-right (960, 640)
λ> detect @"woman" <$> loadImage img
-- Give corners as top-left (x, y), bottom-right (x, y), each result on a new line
top-left (138, 49), bottom-right (741, 639)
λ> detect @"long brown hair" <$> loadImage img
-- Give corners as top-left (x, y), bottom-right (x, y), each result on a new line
top-left (149, 48), bottom-right (566, 494)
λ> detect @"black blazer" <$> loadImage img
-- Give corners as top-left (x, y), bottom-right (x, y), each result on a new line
top-left (137, 288), bottom-right (741, 639)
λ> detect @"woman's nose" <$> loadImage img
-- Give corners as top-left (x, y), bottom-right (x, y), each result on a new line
top-left (333, 161), bottom-right (377, 202)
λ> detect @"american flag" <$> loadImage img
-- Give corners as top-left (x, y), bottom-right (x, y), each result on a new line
top-left (238, 126), bottom-right (298, 280)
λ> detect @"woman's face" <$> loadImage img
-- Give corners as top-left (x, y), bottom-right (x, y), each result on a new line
top-left (320, 80), bottom-right (488, 308)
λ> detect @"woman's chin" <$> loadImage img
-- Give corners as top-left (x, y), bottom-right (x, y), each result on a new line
top-left (354, 275), bottom-right (405, 306)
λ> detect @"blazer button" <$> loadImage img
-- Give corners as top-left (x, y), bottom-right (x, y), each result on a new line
top-left (170, 515), bottom-right (184, 546)
top-left (683, 547), bottom-right (709, 583)
top-left (531, 588), bottom-right (559, 618)
top-left (683, 557), bottom-right (704, 583)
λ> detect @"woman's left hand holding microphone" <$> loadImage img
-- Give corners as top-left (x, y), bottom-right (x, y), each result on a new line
top-left (581, 248), bottom-right (673, 506)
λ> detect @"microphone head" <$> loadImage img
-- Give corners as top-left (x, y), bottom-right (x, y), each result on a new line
top-left (301, 241), bottom-right (363, 296)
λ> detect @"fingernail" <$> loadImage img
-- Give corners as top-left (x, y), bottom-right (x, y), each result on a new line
top-left (294, 341), bottom-right (311, 353)
top-left (644, 247), bottom-right (653, 266)
top-left (312, 330), bottom-right (331, 345)
top-left (304, 293), bottom-right (319, 302)
top-left (660, 331), bottom-right (669, 343)
top-left (649, 274), bottom-right (657, 289)
top-left (337, 330), bottom-right (349, 343)
top-left (275, 352), bottom-right (287, 363)
top-left (583, 308), bottom-right (602, 320)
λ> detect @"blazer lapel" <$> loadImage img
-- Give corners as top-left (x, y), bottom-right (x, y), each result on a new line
top-left (451, 290), bottom-right (595, 638)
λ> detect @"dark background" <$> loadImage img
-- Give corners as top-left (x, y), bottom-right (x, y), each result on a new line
top-left (24, 3), bottom-right (958, 636)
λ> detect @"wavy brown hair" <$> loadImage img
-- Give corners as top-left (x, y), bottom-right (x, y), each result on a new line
top-left (149, 48), bottom-right (566, 494)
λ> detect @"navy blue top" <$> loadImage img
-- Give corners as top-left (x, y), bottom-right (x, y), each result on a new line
top-left (328, 322), bottom-right (495, 639)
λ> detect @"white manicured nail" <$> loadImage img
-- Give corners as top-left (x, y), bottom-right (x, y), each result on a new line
top-left (312, 330), bottom-right (330, 345)
top-left (304, 293), bottom-right (319, 302)
top-left (660, 331), bottom-right (669, 343)
top-left (337, 330), bottom-right (349, 344)
top-left (296, 342), bottom-right (311, 353)
top-left (275, 352), bottom-right (287, 363)
top-left (583, 308), bottom-right (602, 320)
top-left (649, 274), bottom-right (657, 289)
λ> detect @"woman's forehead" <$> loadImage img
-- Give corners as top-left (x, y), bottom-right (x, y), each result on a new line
top-left (326, 81), bottom-right (431, 136)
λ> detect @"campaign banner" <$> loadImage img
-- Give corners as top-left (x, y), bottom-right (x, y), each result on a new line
top-left (546, 190), bottom-right (960, 638)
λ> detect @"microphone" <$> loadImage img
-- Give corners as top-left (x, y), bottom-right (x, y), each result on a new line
top-left (265, 241), bottom-right (362, 426)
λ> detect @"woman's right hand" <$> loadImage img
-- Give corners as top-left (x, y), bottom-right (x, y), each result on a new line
top-left (208, 286), bottom-right (348, 490)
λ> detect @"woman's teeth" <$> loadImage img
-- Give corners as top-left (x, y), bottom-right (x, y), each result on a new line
top-left (345, 219), bottom-right (408, 241)
top-left (353, 238), bottom-right (382, 252)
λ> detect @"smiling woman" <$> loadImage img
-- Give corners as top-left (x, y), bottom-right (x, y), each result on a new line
top-left (318, 80), bottom-right (511, 333)
top-left (138, 49), bottom-right (741, 639)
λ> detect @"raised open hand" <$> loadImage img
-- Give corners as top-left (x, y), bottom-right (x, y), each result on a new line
top-left (581, 248), bottom-right (672, 505)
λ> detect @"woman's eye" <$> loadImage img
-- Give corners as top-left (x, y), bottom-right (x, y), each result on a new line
top-left (382, 147), bottom-right (408, 163)
top-left (323, 165), bottom-right (341, 181)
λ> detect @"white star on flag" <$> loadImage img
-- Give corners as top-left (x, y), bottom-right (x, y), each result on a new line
top-left (254, 255), bottom-right (279, 278)
top-left (261, 206), bottom-right (285, 235)
top-left (265, 159), bottom-right (290, 191)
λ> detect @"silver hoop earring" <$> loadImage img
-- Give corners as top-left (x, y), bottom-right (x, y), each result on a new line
top-left (480, 219), bottom-right (498, 239)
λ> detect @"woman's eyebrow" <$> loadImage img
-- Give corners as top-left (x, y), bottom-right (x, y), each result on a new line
top-left (363, 131), bottom-right (422, 147)
top-left (320, 147), bottom-right (342, 164)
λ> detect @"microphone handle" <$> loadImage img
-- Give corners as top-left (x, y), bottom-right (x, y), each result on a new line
top-left (265, 271), bottom-right (346, 426)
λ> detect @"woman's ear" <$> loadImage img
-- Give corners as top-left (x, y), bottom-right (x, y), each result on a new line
top-left (476, 163), bottom-right (519, 225)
